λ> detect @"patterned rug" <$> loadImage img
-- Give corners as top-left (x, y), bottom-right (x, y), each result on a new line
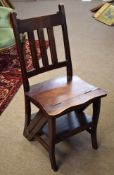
top-left (0, 40), bottom-right (49, 115)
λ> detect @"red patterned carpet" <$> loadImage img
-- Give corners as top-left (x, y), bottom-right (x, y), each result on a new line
top-left (0, 40), bottom-right (48, 115)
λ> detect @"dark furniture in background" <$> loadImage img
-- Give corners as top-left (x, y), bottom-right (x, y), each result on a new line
top-left (11, 4), bottom-right (107, 171)
top-left (0, 0), bottom-right (15, 8)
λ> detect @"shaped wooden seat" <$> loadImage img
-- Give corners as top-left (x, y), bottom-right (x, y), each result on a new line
top-left (26, 76), bottom-right (106, 116)
top-left (11, 4), bottom-right (107, 171)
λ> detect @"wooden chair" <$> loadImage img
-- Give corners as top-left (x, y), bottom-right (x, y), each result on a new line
top-left (10, 4), bottom-right (107, 171)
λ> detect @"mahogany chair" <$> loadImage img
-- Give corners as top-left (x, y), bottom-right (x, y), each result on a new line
top-left (11, 4), bottom-right (107, 171)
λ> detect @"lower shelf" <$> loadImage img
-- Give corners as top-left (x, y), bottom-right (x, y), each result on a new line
top-left (42, 111), bottom-right (92, 143)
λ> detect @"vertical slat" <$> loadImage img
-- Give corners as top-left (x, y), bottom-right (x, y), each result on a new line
top-left (37, 28), bottom-right (49, 66)
top-left (27, 31), bottom-right (40, 70)
top-left (47, 27), bottom-right (58, 64)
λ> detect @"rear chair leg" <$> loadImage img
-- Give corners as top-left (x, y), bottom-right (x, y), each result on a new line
top-left (48, 118), bottom-right (58, 171)
top-left (91, 99), bottom-right (101, 149)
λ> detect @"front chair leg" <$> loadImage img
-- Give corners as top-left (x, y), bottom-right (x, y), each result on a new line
top-left (23, 95), bottom-right (31, 138)
top-left (48, 118), bottom-right (58, 171)
top-left (91, 98), bottom-right (101, 149)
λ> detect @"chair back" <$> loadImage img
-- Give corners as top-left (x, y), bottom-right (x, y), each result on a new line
top-left (11, 4), bottom-right (73, 92)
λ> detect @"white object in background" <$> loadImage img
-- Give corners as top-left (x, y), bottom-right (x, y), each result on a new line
top-left (81, 0), bottom-right (92, 1)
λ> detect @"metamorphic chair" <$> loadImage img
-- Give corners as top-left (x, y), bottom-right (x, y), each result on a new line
top-left (10, 4), bottom-right (107, 171)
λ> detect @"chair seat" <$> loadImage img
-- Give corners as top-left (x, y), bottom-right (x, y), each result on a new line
top-left (26, 76), bottom-right (107, 116)
top-left (0, 28), bottom-right (15, 51)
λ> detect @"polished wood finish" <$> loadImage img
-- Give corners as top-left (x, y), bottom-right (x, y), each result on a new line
top-left (26, 76), bottom-right (106, 117)
top-left (11, 4), bottom-right (107, 171)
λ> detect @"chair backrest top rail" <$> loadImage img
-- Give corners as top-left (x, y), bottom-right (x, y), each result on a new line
top-left (17, 12), bottom-right (64, 33)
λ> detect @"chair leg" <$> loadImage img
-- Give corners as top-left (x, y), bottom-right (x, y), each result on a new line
top-left (48, 118), bottom-right (58, 171)
top-left (91, 98), bottom-right (101, 149)
top-left (23, 96), bottom-right (31, 138)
